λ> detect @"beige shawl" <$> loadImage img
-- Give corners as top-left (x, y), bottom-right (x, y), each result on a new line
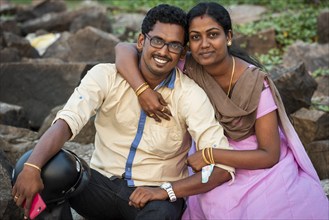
top-left (185, 56), bottom-right (264, 141)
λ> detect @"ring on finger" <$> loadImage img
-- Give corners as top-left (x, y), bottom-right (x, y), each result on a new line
top-left (149, 113), bottom-right (154, 117)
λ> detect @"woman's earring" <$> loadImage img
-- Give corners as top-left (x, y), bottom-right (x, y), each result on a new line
top-left (227, 41), bottom-right (232, 46)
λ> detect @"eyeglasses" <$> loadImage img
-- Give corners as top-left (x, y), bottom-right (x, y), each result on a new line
top-left (144, 33), bottom-right (184, 54)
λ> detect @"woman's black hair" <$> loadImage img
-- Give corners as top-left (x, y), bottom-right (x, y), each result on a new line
top-left (187, 2), bottom-right (264, 69)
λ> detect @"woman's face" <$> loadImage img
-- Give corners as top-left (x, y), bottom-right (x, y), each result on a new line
top-left (188, 15), bottom-right (230, 67)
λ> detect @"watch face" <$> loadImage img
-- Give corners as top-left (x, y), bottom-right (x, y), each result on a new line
top-left (161, 182), bottom-right (171, 189)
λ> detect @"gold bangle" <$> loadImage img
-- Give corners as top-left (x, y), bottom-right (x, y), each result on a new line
top-left (206, 148), bottom-right (214, 164)
top-left (24, 162), bottom-right (41, 172)
top-left (136, 84), bottom-right (150, 97)
top-left (135, 82), bottom-right (148, 93)
top-left (205, 148), bottom-right (212, 164)
top-left (135, 83), bottom-right (148, 95)
top-left (209, 147), bottom-right (215, 164)
top-left (202, 148), bottom-right (211, 165)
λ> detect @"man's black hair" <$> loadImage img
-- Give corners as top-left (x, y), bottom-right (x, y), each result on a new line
top-left (141, 4), bottom-right (188, 45)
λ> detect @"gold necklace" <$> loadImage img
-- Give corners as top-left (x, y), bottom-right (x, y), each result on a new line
top-left (227, 56), bottom-right (235, 96)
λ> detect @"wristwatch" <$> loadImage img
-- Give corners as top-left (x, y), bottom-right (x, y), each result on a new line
top-left (160, 182), bottom-right (177, 202)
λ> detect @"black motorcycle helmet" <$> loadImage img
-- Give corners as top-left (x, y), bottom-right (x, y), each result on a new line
top-left (12, 149), bottom-right (91, 205)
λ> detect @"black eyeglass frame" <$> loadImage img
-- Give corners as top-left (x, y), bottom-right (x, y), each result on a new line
top-left (144, 33), bottom-right (184, 54)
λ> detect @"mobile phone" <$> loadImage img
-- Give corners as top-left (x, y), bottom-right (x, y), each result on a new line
top-left (24, 193), bottom-right (47, 219)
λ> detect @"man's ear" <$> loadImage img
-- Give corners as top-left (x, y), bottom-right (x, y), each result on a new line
top-left (137, 33), bottom-right (144, 53)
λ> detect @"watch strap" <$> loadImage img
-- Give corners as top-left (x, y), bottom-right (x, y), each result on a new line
top-left (166, 187), bottom-right (176, 202)
top-left (161, 182), bottom-right (177, 202)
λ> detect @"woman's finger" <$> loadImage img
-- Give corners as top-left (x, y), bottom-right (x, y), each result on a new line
top-left (148, 113), bottom-right (161, 122)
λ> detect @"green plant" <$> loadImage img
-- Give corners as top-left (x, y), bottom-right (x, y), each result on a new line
top-left (98, 0), bottom-right (199, 11)
top-left (312, 68), bottom-right (329, 78)
top-left (311, 102), bottom-right (329, 113)
top-left (256, 48), bottom-right (282, 71)
top-left (235, 6), bottom-right (322, 49)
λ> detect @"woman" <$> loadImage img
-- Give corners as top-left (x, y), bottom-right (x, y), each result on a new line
top-left (115, 2), bottom-right (328, 219)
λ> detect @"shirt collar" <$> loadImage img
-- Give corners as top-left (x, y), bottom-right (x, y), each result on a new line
top-left (154, 68), bottom-right (176, 90)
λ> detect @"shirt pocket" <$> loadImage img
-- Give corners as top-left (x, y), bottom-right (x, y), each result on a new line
top-left (142, 123), bottom-right (183, 158)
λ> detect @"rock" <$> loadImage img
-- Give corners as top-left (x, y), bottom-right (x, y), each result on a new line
top-left (270, 62), bottom-right (318, 114)
top-left (291, 108), bottom-right (329, 145)
top-left (313, 75), bottom-right (329, 98)
top-left (0, 62), bottom-right (87, 129)
top-left (0, 102), bottom-right (29, 128)
top-left (43, 26), bottom-right (120, 64)
top-left (0, 19), bottom-right (21, 36)
top-left (228, 4), bottom-right (267, 25)
top-left (317, 9), bottom-right (329, 44)
top-left (2, 32), bottom-right (40, 59)
top-left (305, 140), bottom-right (329, 180)
top-left (70, 10), bottom-right (112, 33)
top-left (66, 26), bottom-right (119, 64)
top-left (15, 0), bottom-right (67, 23)
top-left (312, 74), bottom-right (329, 110)
top-left (320, 179), bottom-right (329, 198)
top-left (42, 31), bottom-right (72, 61)
top-left (112, 13), bottom-right (145, 42)
top-left (38, 105), bottom-right (96, 144)
top-left (282, 41), bottom-right (329, 72)
top-left (234, 28), bottom-right (277, 55)
top-left (0, 149), bottom-right (23, 220)
top-left (20, 6), bottom-right (107, 35)
top-left (0, 124), bottom-right (38, 165)
top-left (0, 47), bottom-right (21, 62)
top-left (63, 142), bottom-right (94, 165)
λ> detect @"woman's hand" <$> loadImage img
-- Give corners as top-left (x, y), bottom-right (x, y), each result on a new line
top-left (139, 88), bottom-right (171, 122)
top-left (186, 150), bottom-right (207, 172)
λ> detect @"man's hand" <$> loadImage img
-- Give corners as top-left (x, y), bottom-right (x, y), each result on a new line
top-left (12, 166), bottom-right (44, 218)
top-left (129, 186), bottom-right (168, 209)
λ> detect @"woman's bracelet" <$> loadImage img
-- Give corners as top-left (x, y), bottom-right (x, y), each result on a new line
top-left (135, 82), bottom-right (148, 93)
top-left (24, 162), bottom-right (41, 172)
top-left (136, 84), bottom-right (150, 97)
top-left (208, 147), bottom-right (215, 164)
top-left (202, 148), bottom-right (211, 165)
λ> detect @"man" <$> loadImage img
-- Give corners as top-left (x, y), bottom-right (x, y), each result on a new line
top-left (12, 4), bottom-right (234, 220)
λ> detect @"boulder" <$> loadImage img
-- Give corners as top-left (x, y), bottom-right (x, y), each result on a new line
top-left (38, 105), bottom-right (96, 144)
top-left (290, 108), bottom-right (329, 145)
top-left (234, 28), bottom-right (277, 55)
top-left (282, 41), bottom-right (329, 72)
top-left (0, 62), bottom-right (87, 129)
top-left (317, 9), bottom-right (329, 44)
top-left (270, 62), bottom-right (318, 114)
top-left (305, 140), bottom-right (329, 180)
top-left (0, 149), bottom-right (22, 220)
top-left (66, 26), bottom-right (119, 64)
top-left (0, 102), bottom-right (29, 128)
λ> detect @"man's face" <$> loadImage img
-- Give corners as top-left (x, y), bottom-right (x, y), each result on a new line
top-left (138, 21), bottom-right (185, 80)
